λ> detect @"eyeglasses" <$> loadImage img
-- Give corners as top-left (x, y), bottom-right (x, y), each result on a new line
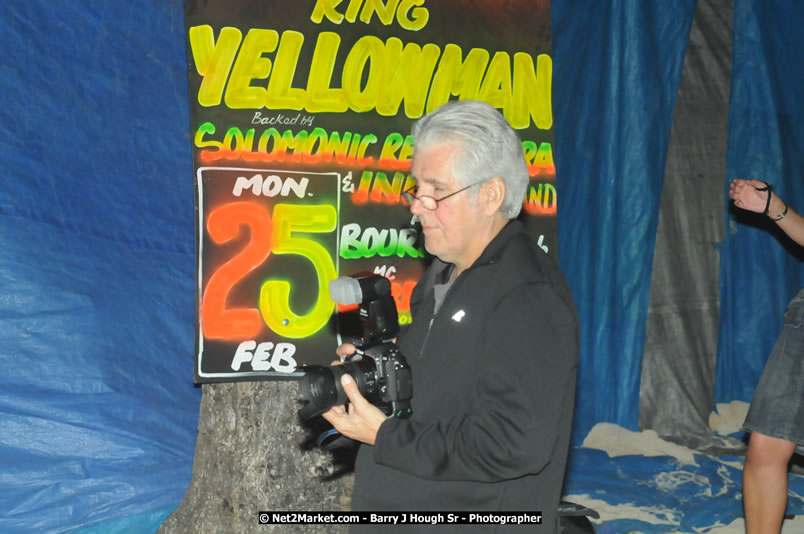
top-left (401, 180), bottom-right (488, 211)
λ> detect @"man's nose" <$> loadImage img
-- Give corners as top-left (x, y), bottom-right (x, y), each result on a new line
top-left (408, 196), bottom-right (424, 216)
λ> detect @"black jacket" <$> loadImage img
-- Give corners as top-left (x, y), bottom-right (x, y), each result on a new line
top-left (351, 220), bottom-right (579, 533)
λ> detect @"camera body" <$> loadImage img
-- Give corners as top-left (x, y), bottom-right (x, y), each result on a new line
top-left (299, 342), bottom-right (412, 419)
top-left (298, 274), bottom-right (413, 420)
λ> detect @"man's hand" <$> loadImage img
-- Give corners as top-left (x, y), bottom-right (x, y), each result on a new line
top-left (321, 372), bottom-right (387, 446)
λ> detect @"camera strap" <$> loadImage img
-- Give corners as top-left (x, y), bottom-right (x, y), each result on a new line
top-left (316, 428), bottom-right (355, 451)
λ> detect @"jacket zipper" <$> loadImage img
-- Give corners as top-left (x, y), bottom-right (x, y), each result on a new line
top-left (418, 317), bottom-right (435, 358)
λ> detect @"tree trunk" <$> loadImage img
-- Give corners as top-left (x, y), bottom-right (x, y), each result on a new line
top-left (159, 381), bottom-right (354, 534)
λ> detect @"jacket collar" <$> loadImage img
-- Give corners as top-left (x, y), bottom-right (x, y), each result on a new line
top-left (431, 219), bottom-right (521, 284)
top-left (472, 219), bottom-right (522, 267)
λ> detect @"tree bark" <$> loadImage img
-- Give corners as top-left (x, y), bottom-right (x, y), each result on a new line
top-left (159, 381), bottom-right (354, 534)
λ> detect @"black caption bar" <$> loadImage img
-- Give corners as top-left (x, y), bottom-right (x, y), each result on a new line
top-left (258, 511), bottom-right (542, 526)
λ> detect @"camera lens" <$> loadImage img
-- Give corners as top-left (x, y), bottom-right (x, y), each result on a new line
top-left (298, 360), bottom-right (378, 419)
top-left (299, 366), bottom-right (344, 419)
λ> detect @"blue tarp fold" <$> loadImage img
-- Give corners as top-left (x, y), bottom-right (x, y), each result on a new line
top-left (1, 0), bottom-right (803, 532)
top-left (715, 0), bottom-right (804, 402)
top-left (553, 0), bottom-right (697, 441)
top-left (0, 2), bottom-right (200, 532)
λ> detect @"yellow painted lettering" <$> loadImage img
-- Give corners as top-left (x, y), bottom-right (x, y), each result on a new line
top-left (512, 52), bottom-right (552, 129)
top-left (427, 44), bottom-right (489, 113)
top-left (278, 130), bottom-right (309, 162)
top-left (257, 128), bottom-right (282, 160)
top-left (344, 0), bottom-right (363, 22)
top-left (397, 0), bottom-right (429, 31)
top-left (259, 204), bottom-right (337, 338)
top-left (358, 134), bottom-right (378, 165)
top-left (306, 32), bottom-right (347, 112)
top-left (359, 0), bottom-right (401, 25)
top-left (377, 39), bottom-right (440, 118)
top-left (225, 29), bottom-right (278, 109)
top-left (222, 127), bottom-right (252, 152)
top-left (194, 122), bottom-right (224, 151)
top-left (380, 133), bottom-right (404, 162)
top-left (188, 25), bottom-right (243, 107)
top-left (311, 0), bottom-right (346, 24)
top-left (303, 127), bottom-right (330, 163)
top-left (265, 31), bottom-right (306, 110)
top-left (342, 35), bottom-right (386, 112)
top-left (478, 51), bottom-right (512, 118)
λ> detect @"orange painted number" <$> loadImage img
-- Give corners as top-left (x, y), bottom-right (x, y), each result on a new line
top-left (201, 201), bottom-right (272, 339)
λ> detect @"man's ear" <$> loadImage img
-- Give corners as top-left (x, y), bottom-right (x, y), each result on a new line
top-left (482, 177), bottom-right (506, 215)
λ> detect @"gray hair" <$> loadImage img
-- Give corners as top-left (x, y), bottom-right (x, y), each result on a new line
top-left (411, 100), bottom-right (529, 219)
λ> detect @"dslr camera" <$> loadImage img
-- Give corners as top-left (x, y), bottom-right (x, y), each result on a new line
top-left (298, 274), bottom-right (413, 420)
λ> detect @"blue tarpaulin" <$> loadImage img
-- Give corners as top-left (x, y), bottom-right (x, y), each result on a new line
top-left (554, 0), bottom-right (698, 441)
top-left (0, 2), bottom-right (199, 533)
top-left (1, 0), bottom-right (802, 532)
top-left (715, 0), bottom-right (804, 403)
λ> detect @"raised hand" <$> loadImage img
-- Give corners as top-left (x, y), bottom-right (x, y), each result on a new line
top-left (729, 178), bottom-right (771, 214)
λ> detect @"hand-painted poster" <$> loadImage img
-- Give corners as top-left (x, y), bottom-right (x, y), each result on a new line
top-left (186, 0), bottom-right (556, 382)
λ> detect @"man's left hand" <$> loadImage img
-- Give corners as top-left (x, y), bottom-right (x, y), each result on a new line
top-left (321, 373), bottom-right (387, 446)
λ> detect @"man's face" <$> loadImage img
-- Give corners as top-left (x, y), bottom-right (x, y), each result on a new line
top-left (409, 143), bottom-right (484, 269)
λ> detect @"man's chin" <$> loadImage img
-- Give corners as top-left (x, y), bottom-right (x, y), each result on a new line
top-left (422, 239), bottom-right (445, 260)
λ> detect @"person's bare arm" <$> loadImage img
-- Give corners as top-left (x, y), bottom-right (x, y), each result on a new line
top-left (729, 178), bottom-right (804, 246)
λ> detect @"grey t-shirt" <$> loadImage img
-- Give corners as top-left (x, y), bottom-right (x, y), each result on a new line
top-left (432, 278), bottom-right (454, 315)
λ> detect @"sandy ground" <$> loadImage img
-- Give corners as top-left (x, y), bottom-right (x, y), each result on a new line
top-left (567, 495), bottom-right (803, 533)
top-left (564, 401), bottom-right (803, 533)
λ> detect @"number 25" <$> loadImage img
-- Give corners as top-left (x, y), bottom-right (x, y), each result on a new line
top-left (200, 201), bottom-right (337, 340)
